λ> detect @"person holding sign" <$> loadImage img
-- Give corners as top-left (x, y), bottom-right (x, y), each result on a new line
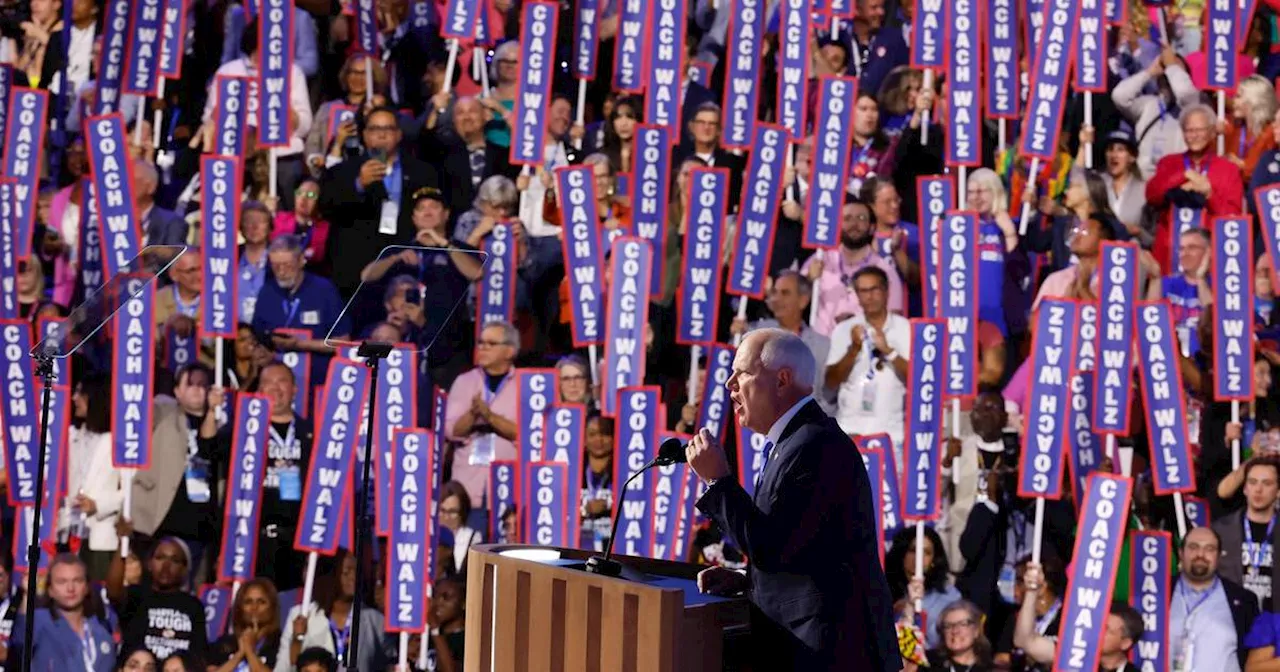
top-left (801, 197), bottom-right (905, 336)
top-left (1170, 527), bottom-right (1260, 671)
top-left (686, 329), bottom-right (899, 669)
top-left (1211, 456), bottom-right (1280, 611)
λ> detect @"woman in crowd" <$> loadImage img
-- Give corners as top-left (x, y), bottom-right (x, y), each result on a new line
top-left (876, 66), bottom-right (924, 138)
top-left (417, 575), bottom-right (467, 672)
top-left (580, 414), bottom-right (616, 551)
top-left (1093, 128), bottom-right (1150, 243)
top-left (1211, 353), bottom-right (1280, 510)
top-left (556, 355), bottom-right (593, 409)
top-left (273, 178), bottom-right (332, 273)
top-left (477, 40), bottom-right (519, 149)
top-left (437, 481), bottom-right (483, 575)
top-left (598, 96), bottom-right (641, 197)
top-left (67, 373), bottom-right (122, 580)
top-left (305, 54), bottom-right (389, 174)
top-left (1224, 75), bottom-right (1279, 178)
top-left (963, 168), bottom-right (1025, 339)
top-left (16, 259), bottom-right (61, 322)
top-left (160, 652), bottom-right (204, 672)
top-left (1024, 167), bottom-right (1125, 276)
top-left (211, 578), bottom-right (281, 672)
top-left (887, 526), bottom-right (963, 650)
top-left (278, 550), bottom-right (387, 672)
top-left (454, 176), bottom-right (520, 249)
top-left (861, 176), bottom-right (919, 304)
top-left (115, 647), bottom-right (158, 672)
top-left (1111, 44), bottom-right (1199, 178)
top-left (904, 600), bottom-right (995, 672)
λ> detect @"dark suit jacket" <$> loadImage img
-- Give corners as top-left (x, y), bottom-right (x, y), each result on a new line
top-left (1213, 510), bottom-right (1280, 613)
top-left (417, 128), bottom-right (511, 224)
top-left (673, 146), bottom-right (745, 213)
top-left (1218, 578), bottom-right (1261, 669)
top-left (318, 152), bottom-right (440, 297)
top-left (696, 400), bottom-right (900, 670)
top-left (144, 206), bottom-right (190, 246)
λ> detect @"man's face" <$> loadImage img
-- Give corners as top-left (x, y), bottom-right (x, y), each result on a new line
top-left (241, 211), bottom-right (272, 245)
top-left (840, 202), bottom-right (874, 249)
top-left (860, 0), bottom-right (887, 29)
top-left (970, 392), bottom-right (1008, 440)
top-left (48, 562), bottom-right (88, 612)
top-left (690, 111), bottom-right (721, 146)
top-left (259, 365), bottom-right (296, 417)
top-left (412, 198), bottom-right (448, 233)
top-left (132, 170), bottom-right (158, 204)
top-left (295, 182), bottom-right (319, 217)
top-left (1100, 614), bottom-right (1131, 656)
top-left (768, 275), bottom-right (807, 322)
top-left (1182, 111), bottom-right (1215, 154)
top-left (1245, 464), bottom-right (1280, 513)
top-left (727, 335), bottom-right (784, 434)
top-left (852, 271), bottom-right (888, 316)
top-left (269, 250), bottom-right (304, 290)
top-left (362, 111), bottom-right (402, 155)
top-left (174, 368), bottom-right (210, 414)
top-left (548, 99), bottom-right (572, 139)
top-left (1179, 528), bottom-right (1220, 582)
top-left (853, 97), bottom-right (880, 137)
top-left (1178, 233), bottom-right (1209, 275)
top-left (149, 540), bottom-right (189, 590)
top-left (170, 253), bottom-right (202, 296)
top-left (820, 44), bottom-right (847, 73)
top-left (871, 185), bottom-right (901, 225)
top-left (476, 325), bottom-right (514, 369)
top-left (453, 98), bottom-right (485, 139)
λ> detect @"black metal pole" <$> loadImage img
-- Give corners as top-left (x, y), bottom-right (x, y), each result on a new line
top-left (21, 357), bottom-right (56, 672)
top-left (346, 352), bottom-right (382, 671)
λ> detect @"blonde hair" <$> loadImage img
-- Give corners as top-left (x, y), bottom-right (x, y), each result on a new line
top-left (1236, 75), bottom-right (1277, 135)
top-left (966, 168), bottom-right (1009, 217)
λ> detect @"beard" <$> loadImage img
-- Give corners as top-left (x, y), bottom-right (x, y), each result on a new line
top-left (842, 231), bottom-right (874, 250)
top-left (1186, 560), bottom-right (1214, 581)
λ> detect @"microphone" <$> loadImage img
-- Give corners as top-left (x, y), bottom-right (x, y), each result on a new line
top-left (584, 437), bottom-right (687, 577)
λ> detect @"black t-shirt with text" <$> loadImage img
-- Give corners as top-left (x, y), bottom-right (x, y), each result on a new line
top-left (121, 584), bottom-right (208, 661)
top-left (1243, 519), bottom-right (1274, 605)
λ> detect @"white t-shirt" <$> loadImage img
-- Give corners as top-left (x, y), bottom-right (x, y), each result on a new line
top-left (826, 313), bottom-right (911, 456)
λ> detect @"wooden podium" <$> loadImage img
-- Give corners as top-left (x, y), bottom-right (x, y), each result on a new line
top-left (464, 544), bottom-right (749, 672)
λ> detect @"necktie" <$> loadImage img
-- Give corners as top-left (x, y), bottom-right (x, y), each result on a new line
top-left (754, 441), bottom-right (776, 491)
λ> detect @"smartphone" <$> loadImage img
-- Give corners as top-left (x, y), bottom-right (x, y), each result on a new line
top-left (371, 148), bottom-right (388, 163)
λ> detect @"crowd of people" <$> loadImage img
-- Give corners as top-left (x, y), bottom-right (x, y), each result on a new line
top-left (8, 0), bottom-right (1280, 669)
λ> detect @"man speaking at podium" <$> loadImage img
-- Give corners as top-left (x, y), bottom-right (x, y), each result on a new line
top-left (686, 329), bottom-right (900, 670)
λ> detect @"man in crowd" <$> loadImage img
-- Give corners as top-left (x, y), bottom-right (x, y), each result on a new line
top-left (802, 196), bottom-right (904, 335)
top-left (445, 321), bottom-right (521, 531)
top-left (155, 247), bottom-right (203, 335)
top-left (1170, 526), bottom-right (1259, 672)
top-left (133, 160), bottom-right (189, 247)
top-left (237, 202), bottom-right (274, 324)
top-left (10, 554), bottom-right (116, 672)
top-left (676, 102), bottom-right (745, 205)
top-left (420, 95), bottom-right (510, 218)
top-left (1163, 227), bottom-right (1213, 358)
top-left (1213, 456), bottom-right (1280, 611)
top-left (107, 536), bottom-right (208, 660)
top-left (731, 270), bottom-right (831, 409)
top-left (250, 235), bottom-right (350, 385)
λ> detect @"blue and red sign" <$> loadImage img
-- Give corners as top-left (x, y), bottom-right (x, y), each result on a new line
top-left (1136, 301), bottom-right (1197, 496)
top-left (912, 0), bottom-right (947, 70)
top-left (632, 125), bottom-right (670, 295)
top-left (295, 358), bottom-right (369, 554)
top-left (904, 319), bottom-right (947, 521)
top-left (123, 0), bottom-right (164, 96)
top-left (603, 237), bottom-right (652, 417)
top-left (1213, 217), bottom-right (1254, 401)
top-left (804, 76), bottom-right (857, 249)
top-left (85, 114), bottom-right (141, 278)
top-left (678, 167), bottom-right (729, 345)
top-left (571, 0), bottom-right (599, 78)
top-left (1018, 299), bottom-right (1078, 500)
top-left (488, 460), bottom-right (518, 542)
top-left (523, 461), bottom-right (570, 546)
top-left (939, 212), bottom-right (980, 397)
top-left (165, 324), bottom-right (198, 374)
top-left (354, 0), bottom-right (377, 56)
top-left (776, 0), bottom-right (810, 138)
top-left (159, 0), bottom-right (187, 78)
top-left (945, 0), bottom-right (982, 167)
top-left (645, 0), bottom-right (686, 132)
top-left (372, 346), bottom-right (418, 537)
top-left (856, 433), bottom-right (903, 540)
top-left (511, 1), bottom-right (558, 165)
top-left (722, 0), bottom-right (764, 149)
top-left (1256, 185), bottom-right (1280, 289)
top-left (0, 181), bottom-right (16, 320)
top-left (1094, 241), bottom-right (1139, 434)
top-left (276, 331), bottom-right (311, 417)
top-left (1067, 371), bottom-right (1105, 504)
top-left (614, 0), bottom-right (647, 91)
top-left (214, 75), bottom-right (252, 157)
top-left (985, 0), bottom-right (1020, 118)
top-left (916, 176), bottom-right (953, 318)
top-left (94, 0), bottom-right (131, 115)
top-left (0, 321), bottom-right (37, 505)
top-left (201, 156), bottom-right (241, 339)
top-left (476, 223), bottom-right (517, 343)
top-left (615, 387), bottom-right (660, 555)
top-left (1020, 0), bottom-right (1082, 160)
top-left (728, 124), bottom-right (786, 298)
top-left (517, 369), bottom-right (557, 465)
top-left (651, 460), bottom-right (688, 559)
top-left (546, 403), bottom-right (586, 543)
top-left (1206, 0), bottom-right (1238, 91)
top-left (1075, 0), bottom-right (1107, 92)
top-left (257, 0), bottom-right (295, 147)
top-left (0, 66), bottom-right (13, 160)
top-left (859, 446), bottom-right (887, 566)
top-left (218, 393), bottom-right (271, 582)
top-left (557, 165), bottom-right (605, 347)
top-left (736, 418), bottom-right (769, 498)
top-left (1130, 530), bottom-right (1171, 672)
top-left (442, 0), bottom-right (477, 39)
top-left (697, 344), bottom-right (736, 443)
top-left (111, 286), bottom-right (155, 470)
top-left (386, 428), bottom-right (434, 633)
top-left (4, 88), bottom-right (47, 261)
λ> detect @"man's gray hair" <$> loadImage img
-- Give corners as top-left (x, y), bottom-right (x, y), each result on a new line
top-left (474, 175), bottom-right (519, 212)
top-left (1179, 103), bottom-right (1216, 129)
top-left (482, 320), bottom-right (521, 353)
top-left (267, 235), bottom-right (306, 258)
top-left (775, 269), bottom-right (812, 297)
top-left (755, 329), bottom-right (815, 393)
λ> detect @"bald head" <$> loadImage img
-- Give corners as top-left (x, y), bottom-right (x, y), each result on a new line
top-left (729, 330), bottom-right (816, 433)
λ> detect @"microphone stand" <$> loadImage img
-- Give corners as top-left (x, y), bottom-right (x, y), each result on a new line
top-left (20, 354), bottom-right (56, 672)
top-left (343, 340), bottom-right (393, 672)
top-left (585, 450), bottom-right (679, 578)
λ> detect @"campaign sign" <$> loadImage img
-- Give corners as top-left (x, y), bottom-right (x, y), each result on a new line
top-left (651, 461), bottom-right (688, 560)
top-left (1170, 208), bottom-right (1205, 264)
top-left (165, 324), bottom-right (198, 373)
top-left (295, 358), bottom-right (370, 554)
top-left (1067, 371), bottom-right (1106, 505)
top-left (1213, 217), bottom-right (1254, 401)
top-left (1094, 241), bottom-right (1139, 434)
top-left (985, 0), bottom-right (1020, 118)
top-left (257, 0), bottom-right (295, 147)
top-left (678, 167), bottom-right (729, 345)
top-left (1074, 0), bottom-right (1107, 92)
top-left (76, 181), bottom-right (104, 298)
top-left (517, 369), bottom-right (557, 465)
top-left (40, 386), bottom-right (70, 505)
top-left (688, 60), bottom-right (712, 87)
top-left (354, 0), bottom-right (377, 55)
top-left (442, 0), bottom-right (477, 39)
top-left (386, 428), bottom-right (434, 633)
top-left (488, 460), bottom-right (518, 542)
top-left (855, 433), bottom-right (903, 540)
top-left (0, 181), bottom-right (16, 320)
top-left (912, 0), bottom-right (946, 69)
top-left (1018, 299), bottom-right (1079, 500)
top-left (475, 223), bottom-right (517, 343)
top-left (1130, 530), bottom-right (1171, 672)
top-left (939, 212), bottom-right (980, 398)
top-left (0, 321), bottom-right (38, 505)
top-left (511, 1), bottom-right (558, 166)
top-left (776, 0), bottom-right (810, 138)
top-left (632, 125), bottom-right (671, 295)
top-left (697, 344), bottom-right (736, 442)
top-left (945, 0), bottom-right (981, 167)
top-left (804, 76), bottom-right (857, 249)
top-left (110, 285), bottom-right (155, 470)
top-left (1019, 0), bottom-right (1082, 160)
top-left (1075, 303), bottom-right (1098, 372)
top-left (603, 238), bottom-right (652, 416)
top-left (546, 403), bottom-right (586, 544)
top-left (524, 461), bottom-right (569, 546)
top-left (11, 500), bottom-right (56, 574)
top-left (1256, 185), bottom-right (1280, 289)
top-left (214, 75), bottom-right (252, 157)
top-left (728, 124), bottom-right (786, 298)
top-left (200, 585), bottom-right (232, 643)
top-left (201, 156), bottom-right (241, 339)
top-left (670, 466), bottom-right (700, 561)
top-left (433, 386), bottom-right (447, 437)
top-left (615, 387), bottom-right (660, 556)
top-left (1054, 474), bottom-right (1131, 672)
top-left (0, 65), bottom-right (14, 147)
top-left (860, 446), bottom-right (887, 566)
top-left (1205, 0), bottom-right (1238, 91)
top-left (1240, 0), bottom-right (1258, 42)
top-left (1136, 301), bottom-right (1197, 495)
top-left (326, 104), bottom-right (356, 145)
top-left (904, 319), bottom-right (947, 521)
top-left (275, 330), bottom-right (312, 417)
top-left (372, 346), bottom-right (418, 537)
top-left (646, 0), bottom-right (685, 132)
top-left (95, 0), bottom-right (131, 115)
top-left (556, 165), bottom-right (606, 347)
top-left (916, 176), bottom-right (953, 318)
top-left (736, 418), bottom-right (769, 498)
top-left (1183, 495), bottom-right (1209, 528)
top-left (123, 0), bottom-right (164, 96)
top-left (217, 393), bottom-right (271, 582)
top-left (572, 0), bottom-right (599, 78)
top-left (159, 0), bottom-right (188, 78)
top-left (85, 114), bottom-right (141, 278)
top-left (613, 0), bottom-right (647, 91)
top-left (722, 0), bottom-right (764, 149)
top-left (4, 88), bottom-right (47, 260)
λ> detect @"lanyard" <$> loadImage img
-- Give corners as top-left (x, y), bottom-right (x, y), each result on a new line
top-left (173, 286), bottom-right (200, 317)
top-left (330, 618), bottom-right (351, 662)
top-left (281, 295), bottom-right (301, 327)
top-left (586, 469), bottom-right (609, 499)
top-left (80, 624), bottom-right (98, 672)
top-left (1182, 156), bottom-right (1208, 175)
top-left (269, 421), bottom-right (296, 455)
top-left (1179, 577), bottom-right (1219, 619)
top-left (1240, 128), bottom-right (1249, 157)
top-left (1035, 599), bottom-right (1062, 635)
top-left (482, 371), bottom-right (512, 406)
top-left (1244, 515), bottom-right (1276, 569)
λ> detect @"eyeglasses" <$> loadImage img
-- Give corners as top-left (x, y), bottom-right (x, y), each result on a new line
top-left (365, 124), bottom-right (398, 134)
top-left (295, 189), bottom-right (318, 198)
top-left (941, 619), bottom-right (975, 631)
top-left (497, 58), bottom-right (518, 65)
top-left (439, 507), bottom-right (462, 517)
top-left (477, 339), bottom-right (510, 348)
top-left (854, 284), bottom-right (886, 295)
top-left (561, 374), bottom-right (587, 383)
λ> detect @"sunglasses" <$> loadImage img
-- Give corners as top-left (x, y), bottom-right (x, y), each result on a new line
top-left (295, 189), bottom-right (318, 198)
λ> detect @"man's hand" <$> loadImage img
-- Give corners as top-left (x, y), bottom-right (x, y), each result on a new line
top-left (292, 615), bottom-right (309, 641)
top-left (781, 199), bottom-right (803, 221)
top-left (471, 393), bottom-right (491, 421)
top-left (686, 427), bottom-right (731, 482)
top-left (271, 332), bottom-right (300, 351)
top-left (165, 314), bottom-right (197, 338)
top-left (1183, 170), bottom-right (1211, 195)
top-left (942, 438), bottom-right (962, 469)
top-left (868, 326), bottom-right (890, 355)
top-left (359, 159), bottom-right (389, 188)
top-left (416, 228), bottom-right (449, 247)
top-left (207, 386), bottom-right (226, 412)
top-left (696, 566), bottom-right (748, 595)
top-left (850, 324), bottom-right (866, 355)
top-left (75, 493), bottom-right (98, 516)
